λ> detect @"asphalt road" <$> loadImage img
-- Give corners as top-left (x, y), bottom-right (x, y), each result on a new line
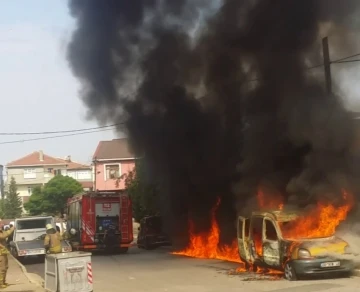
top-left (23, 247), bottom-right (360, 292)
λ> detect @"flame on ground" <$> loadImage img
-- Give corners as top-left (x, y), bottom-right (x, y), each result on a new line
top-left (172, 199), bottom-right (243, 265)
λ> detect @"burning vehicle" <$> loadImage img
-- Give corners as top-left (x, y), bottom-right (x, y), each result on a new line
top-left (174, 190), bottom-right (355, 281)
top-left (238, 210), bottom-right (353, 280)
top-left (67, 0), bottom-right (360, 282)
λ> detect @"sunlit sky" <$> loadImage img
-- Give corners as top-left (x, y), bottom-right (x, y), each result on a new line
top-left (0, 0), bottom-right (119, 166)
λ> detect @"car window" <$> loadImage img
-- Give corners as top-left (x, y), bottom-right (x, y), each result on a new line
top-left (265, 219), bottom-right (277, 241)
top-left (16, 218), bottom-right (52, 230)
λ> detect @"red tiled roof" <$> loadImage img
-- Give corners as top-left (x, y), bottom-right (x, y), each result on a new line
top-left (56, 159), bottom-right (91, 170)
top-left (93, 138), bottom-right (134, 160)
top-left (7, 151), bottom-right (91, 169)
top-left (7, 151), bottom-right (66, 167)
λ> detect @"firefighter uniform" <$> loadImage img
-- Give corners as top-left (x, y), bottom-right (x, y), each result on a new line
top-left (44, 224), bottom-right (62, 254)
top-left (0, 226), bottom-right (14, 288)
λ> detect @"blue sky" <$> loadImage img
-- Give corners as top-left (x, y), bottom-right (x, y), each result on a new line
top-left (0, 0), bottom-right (119, 166)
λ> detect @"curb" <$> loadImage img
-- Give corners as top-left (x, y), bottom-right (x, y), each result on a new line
top-left (10, 255), bottom-right (44, 288)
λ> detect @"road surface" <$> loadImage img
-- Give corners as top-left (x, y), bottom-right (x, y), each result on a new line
top-left (23, 247), bottom-right (360, 292)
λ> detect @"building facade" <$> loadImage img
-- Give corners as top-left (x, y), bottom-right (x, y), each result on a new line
top-left (6, 151), bottom-right (93, 206)
top-left (93, 138), bottom-right (136, 191)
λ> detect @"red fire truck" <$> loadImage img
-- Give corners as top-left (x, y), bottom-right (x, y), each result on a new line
top-left (66, 191), bottom-right (133, 253)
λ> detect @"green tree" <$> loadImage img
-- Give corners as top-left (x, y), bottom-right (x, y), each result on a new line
top-left (4, 177), bottom-right (22, 218)
top-left (23, 186), bottom-right (45, 216)
top-left (0, 199), bottom-right (5, 219)
top-left (120, 159), bottom-right (159, 222)
top-left (24, 175), bottom-right (83, 216)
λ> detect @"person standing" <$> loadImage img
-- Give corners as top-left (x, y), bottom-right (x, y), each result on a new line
top-left (0, 225), bottom-right (15, 288)
top-left (44, 224), bottom-right (62, 254)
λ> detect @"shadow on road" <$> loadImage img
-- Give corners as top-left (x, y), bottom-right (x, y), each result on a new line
top-left (17, 256), bottom-right (45, 266)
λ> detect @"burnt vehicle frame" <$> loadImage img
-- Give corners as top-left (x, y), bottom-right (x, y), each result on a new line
top-left (237, 210), bottom-right (354, 280)
top-left (137, 215), bottom-right (171, 250)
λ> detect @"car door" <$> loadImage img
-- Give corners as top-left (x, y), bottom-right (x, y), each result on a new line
top-left (237, 216), bottom-right (251, 263)
top-left (262, 218), bottom-right (281, 267)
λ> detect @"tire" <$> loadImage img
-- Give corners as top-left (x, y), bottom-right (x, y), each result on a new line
top-left (10, 247), bottom-right (18, 259)
top-left (284, 262), bottom-right (298, 281)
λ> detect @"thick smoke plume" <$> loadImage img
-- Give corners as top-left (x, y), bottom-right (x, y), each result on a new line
top-left (67, 0), bottom-right (360, 244)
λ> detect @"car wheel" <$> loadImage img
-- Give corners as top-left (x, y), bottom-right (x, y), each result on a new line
top-left (284, 262), bottom-right (297, 281)
top-left (11, 247), bottom-right (18, 259)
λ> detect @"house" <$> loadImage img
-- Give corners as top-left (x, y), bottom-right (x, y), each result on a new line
top-left (6, 151), bottom-right (93, 206)
top-left (93, 138), bottom-right (136, 191)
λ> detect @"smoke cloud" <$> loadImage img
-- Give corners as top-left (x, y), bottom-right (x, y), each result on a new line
top-left (67, 0), bottom-right (360, 244)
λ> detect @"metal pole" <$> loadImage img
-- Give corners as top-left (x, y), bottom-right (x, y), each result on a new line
top-left (322, 37), bottom-right (332, 95)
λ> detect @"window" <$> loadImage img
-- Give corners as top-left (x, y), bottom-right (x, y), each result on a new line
top-left (251, 217), bottom-right (263, 239)
top-left (16, 218), bottom-right (52, 230)
top-left (24, 168), bottom-right (36, 179)
top-left (265, 219), bottom-right (278, 241)
top-left (105, 164), bottom-right (121, 180)
top-left (67, 172), bottom-right (76, 179)
top-left (47, 168), bottom-right (53, 173)
top-left (77, 171), bottom-right (91, 180)
top-left (28, 187), bottom-right (32, 195)
top-left (251, 217), bottom-right (263, 256)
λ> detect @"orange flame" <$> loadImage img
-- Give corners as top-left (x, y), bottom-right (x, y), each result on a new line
top-left (173, 199), bottom-right (243, 266)
top-left (173, 189), bottom-right (353, 276)
top-left (257, 188), bottom-right (353, 239)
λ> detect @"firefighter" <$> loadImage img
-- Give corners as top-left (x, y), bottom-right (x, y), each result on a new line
top-left (0, 225), bottom-right (14, 289)
top-left (55, 225), bottom-right (63, 240)
top-left (44, 224), bottom-right (62, 254)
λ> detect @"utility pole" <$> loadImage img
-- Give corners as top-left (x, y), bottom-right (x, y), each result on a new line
top-left (322, 37), bottom-right (332, 95)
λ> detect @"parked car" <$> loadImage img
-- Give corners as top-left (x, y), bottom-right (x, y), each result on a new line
top-left (9, 216), bottom-right (72, 262)
top-left (237, 210), bottom-right (354, 280)
top-left (137, 216), bottom-right (171, 250)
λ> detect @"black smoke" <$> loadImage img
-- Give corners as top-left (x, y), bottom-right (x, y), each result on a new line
top-left (67, 0), bottom-right (360, 245)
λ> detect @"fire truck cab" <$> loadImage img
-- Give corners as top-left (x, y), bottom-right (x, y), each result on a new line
top-left (66, 191), bottom-right (133, 253)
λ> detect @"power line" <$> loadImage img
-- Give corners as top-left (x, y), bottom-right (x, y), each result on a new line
top-left (332, 53), bottom-right (360, 63)
top-left (0, 128), bottom-right (114, 145)
top-left (244, 51), bottom-right (360, 83)
top-left (332, 59), bottom-right (360, 64)
top-left (0, 123), bottom-right (123, 136)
